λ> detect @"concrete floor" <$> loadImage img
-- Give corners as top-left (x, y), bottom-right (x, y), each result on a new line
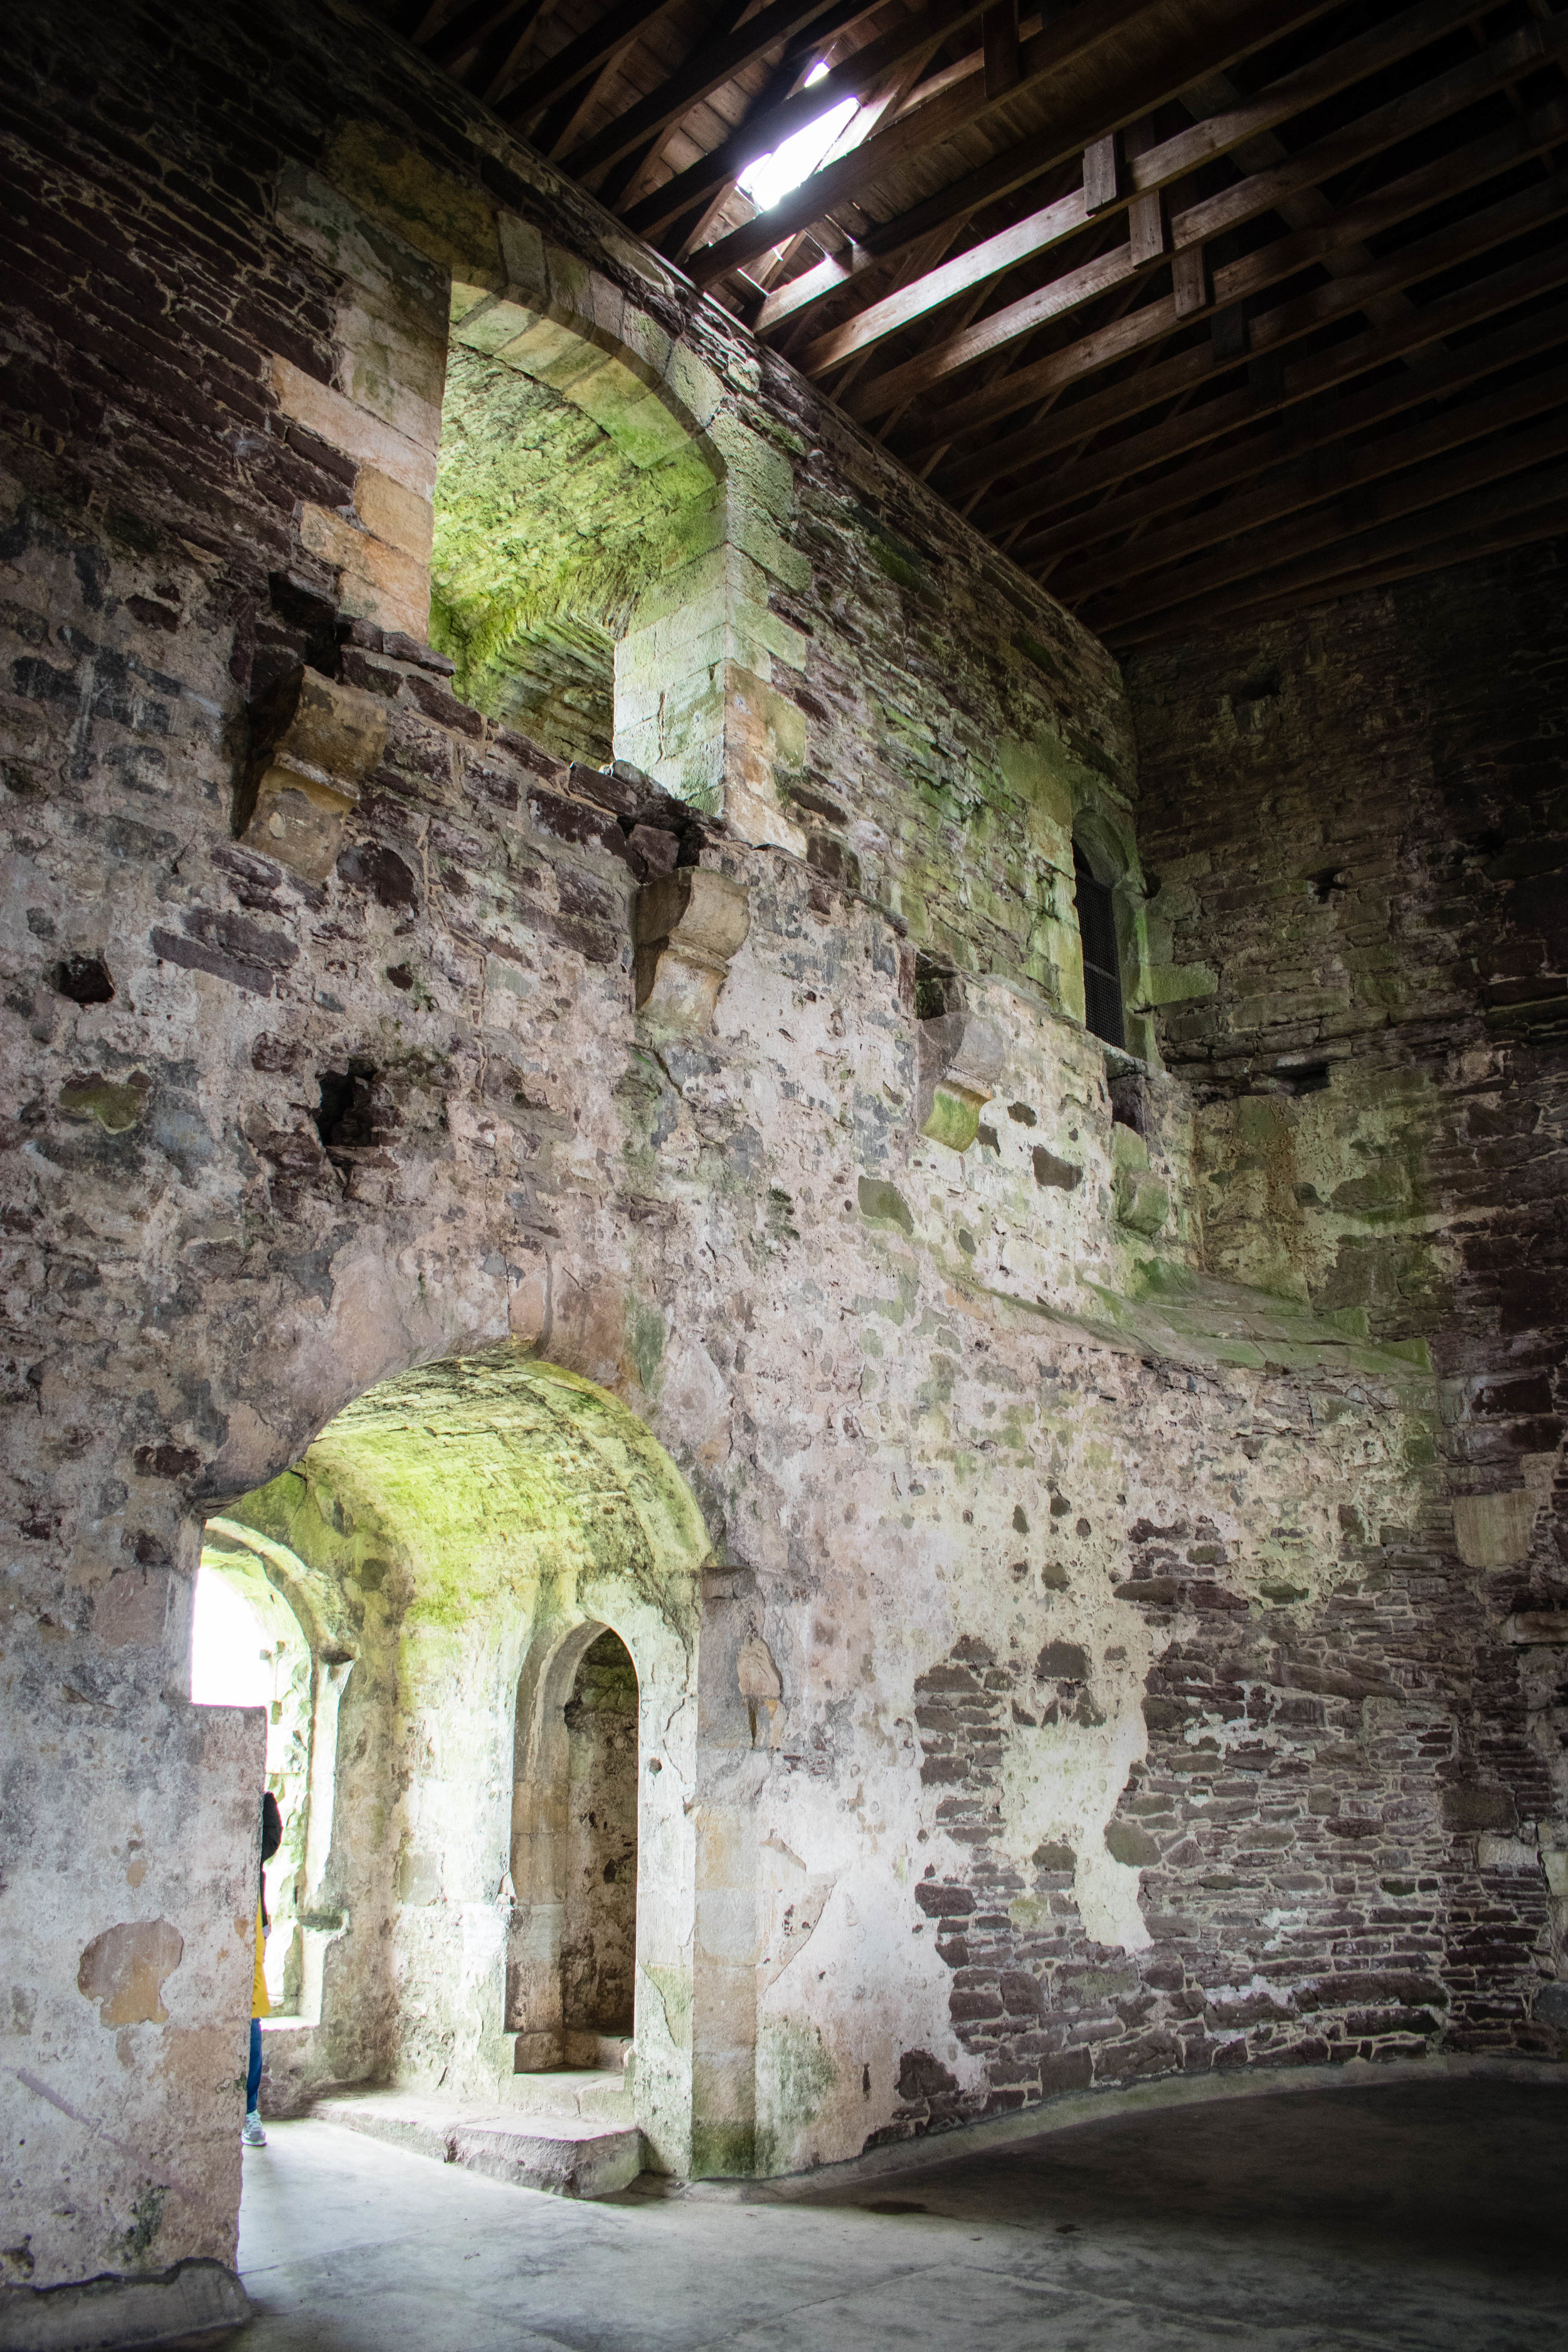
top-left (235, 2079), bottom-right (1567, 2350)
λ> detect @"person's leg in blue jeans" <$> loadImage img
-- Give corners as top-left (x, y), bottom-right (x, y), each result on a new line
top-left (242, 2018), bottom-right (266, 2145)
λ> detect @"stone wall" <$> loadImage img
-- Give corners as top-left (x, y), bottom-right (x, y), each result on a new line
top-left (0, 0), bottom-right (1562, 2335)
top-left (1128, 536), bottom-right (1568, 2045)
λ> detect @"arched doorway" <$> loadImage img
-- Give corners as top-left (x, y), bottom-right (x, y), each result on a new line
top-left (510, 1621), bottom-right (640, 2074)
top-left (209, 1345), bottom-right (711, 2175)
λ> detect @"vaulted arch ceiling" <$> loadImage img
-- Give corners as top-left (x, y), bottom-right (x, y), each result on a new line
top-left (220, 1351), bottom-right (712, 1626)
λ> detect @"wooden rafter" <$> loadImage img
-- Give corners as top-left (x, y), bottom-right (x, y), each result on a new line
top-left (906, 146), bottom-right (1568, 464)
top-left (621, 0), bottom-right (992, 235)
top-left (405, 0), bottom-right (1568, 635)
top-left (684, 0), bottom-right (1343, 287)
top-left (1004, 295), bottom-right (1568, 566)
top-left (1061, 361), bottom-right (1568, 620)
top-left (558, 0), bottom-right (870, 174)
top-left (834, 17), bottom-right (1565, 418)
top-left (1104, 449), bottom-right (1568, 648)
top-left (736, 0), bottom-right (1356, 337)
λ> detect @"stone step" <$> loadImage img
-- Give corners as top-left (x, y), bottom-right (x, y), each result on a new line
top-left (315, 2089), bottom-right (644, 2199)
top-left (501, 2063), bottom-right (636, 2126)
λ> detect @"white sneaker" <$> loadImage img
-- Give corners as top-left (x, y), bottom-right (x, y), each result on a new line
top-left (241, 2111), bottom-right (267, 2147)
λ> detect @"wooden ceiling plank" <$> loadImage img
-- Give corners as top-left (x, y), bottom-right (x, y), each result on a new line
top-left (425, 0), bottom-right (538, 69)
top-left (475, 0), bottom-right (562, 97)
top-left (733, 0), bottom-right (1360, 337)
top-left (1098, 450), bottom-right (1568, 646)
top-left (557, 0), bottom-right (870, 172)
top-left (1057, 356), bottom-right (1568, 608)
top-left (495, 0), bottom-right (687, 120)
top-left (1004, 296), bottom-right (1568, 563)
top-left (684, 0), bottom-right (1196, 285)
top-left (804, 6), bottom-right (1558, 392)
top-left (844, 234), bottom-right (1158, 416)
top-left (1169, 497), bottom-right (1568, 640)
top-left (1082, 410), bottom-right (1568, 631)
top-left (621, 0), bottom-right (990, 235)
top-left (1168, 11), bottom-right (1568, 255)
top-left (909, 132), bottom-right (1568, 461)
top-left (961, 240), bottom-right (1568, 541)
top-left (590, 0), bottom-right (760, 196)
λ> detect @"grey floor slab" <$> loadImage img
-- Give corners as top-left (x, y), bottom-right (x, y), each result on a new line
top-left (235, 2081), bottom-right (1568, 2352)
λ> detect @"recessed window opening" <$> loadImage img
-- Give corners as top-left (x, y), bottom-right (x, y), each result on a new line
top-left (432, 336), bottom-right (718, 773)
top-left (562, 1629), bottom-right (639, 2051)
top-left (739, 64), bottom-right (860, 212)
top-left (1074, 842), bottom-right (1125, 1050)
top-left (191, 1553), bottom-right (312, 2013)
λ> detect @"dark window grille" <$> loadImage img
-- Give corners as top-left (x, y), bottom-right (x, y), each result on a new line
top-left (1074, 845), bottom-right (1125, 1049)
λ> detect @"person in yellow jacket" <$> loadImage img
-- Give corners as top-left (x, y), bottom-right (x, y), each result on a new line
top-left (243, 1791), bottom-right (282, 2148)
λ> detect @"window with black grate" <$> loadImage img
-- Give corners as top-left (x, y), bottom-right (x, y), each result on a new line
top-left (1074, 844), bottom-right (1125, 1050)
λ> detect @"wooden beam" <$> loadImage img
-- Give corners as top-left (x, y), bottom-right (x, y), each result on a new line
top-left (906, 140), bottom-right (1568, 459)
top-left (1083, 130), bottom-right (1121, 215)
top-left (556, 0), bottom-right (872, 174)
top-left (982, 0), bottom-right (1020, 97)
top-left (622, 0), bottom-right (990, 235)
top-left (684, 0), bottom-right (1253, 287)
top-left (1152, 496), bottom-right (1568, 642)
top-left (423, 0), bottom-right (537, 68)
top-left (1099, 455), bottom-right (1568, 649)
top-left (953, 129), bottom-right (1568, 516)
top-left (1080, 411), bottom-right (1568, 633)
top-left (1005, 297), bottom-right (1568, 566)
top-left (1056, 359), bottom-right (1568, 613)
top-left (494, 0), bottom-right (686, 119)
top-left (798, 6), bottom-right (1559, 391)
top-left (739, 0), bottom-right (1443, 340)
top-left (696, 0), bottom-right (1466, 302)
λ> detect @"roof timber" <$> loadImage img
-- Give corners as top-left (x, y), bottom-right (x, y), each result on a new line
top-left (725, 0), bottom-right (1354, 330)
top-left (403, 0), bottom-right (1568, 637)
top-left (1003, 292), bottom-right (1568, 562)
top-left (619, 0), bottom-right (993, 232)
top-left (1058, 356), bottom-right (1568, 615)
top-left (686, 0), bottom-right (1342, 287)
top-left (905, 144), bottom-right (1568, 458)
top-left (798, 11), bottom-right (1567, 383)
top-left (1102, 446), bottom-right (1568, 646)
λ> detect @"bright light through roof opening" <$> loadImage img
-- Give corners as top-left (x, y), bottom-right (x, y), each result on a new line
top-left (739, 63), bottom-right (858, 213)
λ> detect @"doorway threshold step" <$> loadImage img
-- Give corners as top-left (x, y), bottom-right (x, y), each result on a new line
top-left (503, 2061), bottom-right (635, 2124)
top-left (315, 2089), bottom-right (644, 2198)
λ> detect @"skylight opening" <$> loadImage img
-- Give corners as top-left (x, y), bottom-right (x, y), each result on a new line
top-left (739, 63), bottom-right (859, 212)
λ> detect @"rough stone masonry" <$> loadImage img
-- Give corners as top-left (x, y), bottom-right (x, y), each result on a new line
top-left (0, 0), bottom-right (1562, 2343)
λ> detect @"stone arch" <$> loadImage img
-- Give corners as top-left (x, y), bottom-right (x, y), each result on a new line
top-left (211, 1343), bottom-right (712, 2173)
top-left (194, 1521), bottom-right (354, 2025)
top-left (438, 228), bottom-right (730, 776)
top-left (270, 130), bottom-right (810, 845)
top-left (510, 1616), bottom-right (642, 2065)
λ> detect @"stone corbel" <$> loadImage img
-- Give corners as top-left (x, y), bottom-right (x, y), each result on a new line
top-left (917, 1005), bottom-right (1004, 1152)
top-left (236, 667), bottom-right (389, 882)
top-left (633, 869), bottom-right (750, 1028)
top-left (1111, 1121), bottom-right (1170, 1237)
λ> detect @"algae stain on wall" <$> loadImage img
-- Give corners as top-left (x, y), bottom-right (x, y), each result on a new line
top-left (430, 351), bottom-right (717, 748)
top-left (756, 2015), bottom-right (837, 2171)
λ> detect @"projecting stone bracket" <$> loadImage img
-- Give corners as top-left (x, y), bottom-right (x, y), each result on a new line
top-left (917, 1007), bottom-right (1004, 1152)
top-left (633, 868), bottom-right (750, 1029)
top-left (1111, 1120), bottom-right (1170, 1237)
top-left (236, 666), bottom-right (390, 882)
